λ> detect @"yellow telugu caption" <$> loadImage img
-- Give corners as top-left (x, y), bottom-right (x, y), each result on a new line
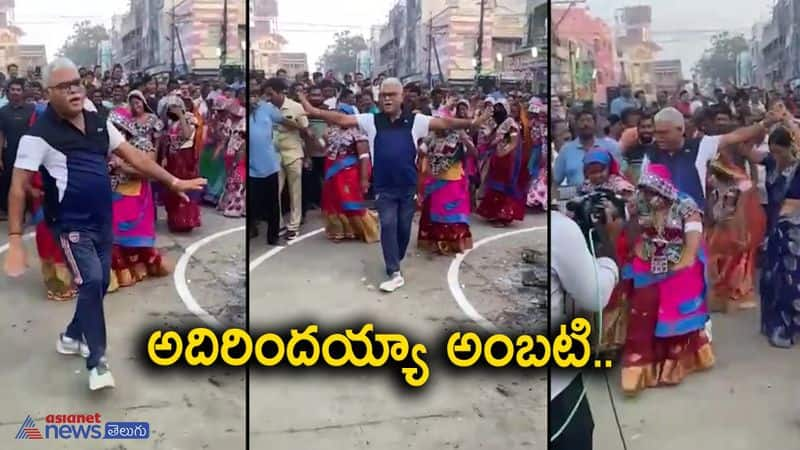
top-left (146, 319), bottom-right (607, 387)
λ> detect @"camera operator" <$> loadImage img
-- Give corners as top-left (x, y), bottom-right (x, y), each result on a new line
top-left (550, 197), bottom-right (624, 450)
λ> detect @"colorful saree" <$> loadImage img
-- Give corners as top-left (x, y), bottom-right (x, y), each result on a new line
top-left (321, 125), bottom-right (379, 242)
top-left (579, 150), bottom-right (636, 353)
top-left (30, 173), bottom-right (80, 300)
top-left (476, 117), bottom-right (528, 224)
top-left (620, 164), bottom-right (715, 395)
top-left (760, 154), bottom-right (800, 347)
top-left (705, 155), bottom-right (766, 312)
top-left (218, 117), bottom-right (247, 217)
top-left (108, 108), bottom-right (169, 287)
top-left (162, 102), bottom-right (202, 232)
top-left (200, 111), bottom-right (227, 205)
top-left (418, 132), bottom-right (473, 254)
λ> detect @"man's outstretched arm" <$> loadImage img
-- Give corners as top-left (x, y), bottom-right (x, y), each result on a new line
top-left (297, 93), bottom-right (358, 128)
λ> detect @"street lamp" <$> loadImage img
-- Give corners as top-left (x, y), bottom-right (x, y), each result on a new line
top-left (496, 52), bottom-right (503, 62)
top-left (241, 41), bottom-right (245, 51)
top-left (216, 48), bottom-right (222, 57)
top-left (531, 47), bottom-right (538, 58)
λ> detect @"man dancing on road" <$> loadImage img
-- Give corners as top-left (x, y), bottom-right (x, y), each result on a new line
top-left (3, 57), bottom-right (206, 391)
top-left (297, 78), bottom-right (487, 293)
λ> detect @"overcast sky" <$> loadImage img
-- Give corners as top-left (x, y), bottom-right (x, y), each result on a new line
top-left (277, 0), bottom-right (397, 70)
top-left (14, 0), bottom-right (128, 60)
top-left (584, 0), bottom-right (773, 77)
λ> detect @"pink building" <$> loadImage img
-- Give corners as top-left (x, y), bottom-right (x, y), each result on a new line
top-left (552, 7), bottom-right (616, 104)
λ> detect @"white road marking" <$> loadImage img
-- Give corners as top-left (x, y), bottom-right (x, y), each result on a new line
top-left (447, 226), bottom-right (546, 332)
top-left (174, 225), bottom-right (245, 328)
top-left (247, 223), bottom-right (546, 333)
top-left (248, 228), bottom-right (325, 272)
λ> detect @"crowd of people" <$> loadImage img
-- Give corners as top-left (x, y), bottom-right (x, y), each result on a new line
top-left (552, 82), bottom-right (800, 401)
top-left (249, 69), bottom-right (546, 292)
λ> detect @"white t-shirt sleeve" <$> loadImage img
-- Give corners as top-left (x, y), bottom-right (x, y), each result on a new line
top-left (14, 135), bottom-right (48, 171)
top-left (551, 212), bottom-right (619, 313)
top-left (696, 135), bottom-right (722, 193)
top-left (411, 114), bottom-right (432, 146)
top-left (355, 113), bottom-right (377, 159)
top-left (107, 119), bottom-right (126, 154)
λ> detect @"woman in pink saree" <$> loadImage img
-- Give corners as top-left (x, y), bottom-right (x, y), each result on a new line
top-left (108, 96), bottom-right (170, 288)
top-left (217, 102), bottom-right (247, 217)
top-left (620, 164), bottom-right (715, 395)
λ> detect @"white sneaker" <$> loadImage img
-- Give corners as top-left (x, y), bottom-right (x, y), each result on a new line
top-left (56, 333), bottom-right (90, 358)
top-left (89, 360), bottom-right (115, 391)
top-left (379, 272), bottom-right (405, 293)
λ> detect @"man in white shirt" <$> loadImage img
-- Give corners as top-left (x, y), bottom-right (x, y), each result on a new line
top-left (550, 207), bottom-right (621, 450)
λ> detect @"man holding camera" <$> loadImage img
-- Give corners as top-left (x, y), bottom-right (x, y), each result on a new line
top-left (550, 199), bottom-right (624, 450)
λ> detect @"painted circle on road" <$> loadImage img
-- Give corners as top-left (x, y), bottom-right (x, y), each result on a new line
top-left (447, 226), bottom-right (546, 332)
top-left (174, 225), bottom-right (245, 328)
top-left (248, 228), bottom-right (325, 272)
top-left (249, 224), bottom-right (546, 331)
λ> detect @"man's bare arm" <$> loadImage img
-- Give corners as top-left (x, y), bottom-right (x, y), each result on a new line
top-left (113, 141), bottom-right (181, 187)
top-left (429, 112), bottom-right (489, 131)
top-left (7, 168), bottom-right (34, 235)
top-left (297, 94), bottom-right (358, 128)
top-left (720, 111), bottom-right (780, 148)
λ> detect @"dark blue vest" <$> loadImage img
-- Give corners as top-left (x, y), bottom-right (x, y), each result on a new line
top-left (646, 138), bottom-right (705, 209)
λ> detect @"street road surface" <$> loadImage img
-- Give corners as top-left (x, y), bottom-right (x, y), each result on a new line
top-left (589, 302), bottom-right (800, 449)
top-left (249, 210), bottom-right (547, 450)
top-left (0, 207), bottom-right (245, 450)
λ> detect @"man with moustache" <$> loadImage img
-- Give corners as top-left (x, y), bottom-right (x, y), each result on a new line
top-left (3, 58), bottom-right (206, 391)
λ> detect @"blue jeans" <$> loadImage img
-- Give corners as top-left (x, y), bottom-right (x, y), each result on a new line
top-left (55, 226), bottom-right (112, 370)
top-left (375, 188), bottom-right (416, 276)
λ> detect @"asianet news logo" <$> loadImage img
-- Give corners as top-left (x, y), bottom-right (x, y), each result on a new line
top-left (15, 414), bottom-right (149, 440)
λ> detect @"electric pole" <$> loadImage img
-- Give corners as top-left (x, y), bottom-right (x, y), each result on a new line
top-left (221, 0), bottom-right (228, 67)
top-left (475, 0), bottom-right (485, 85)
top-left (427, 13), bottom-right (433, 89)
top-left (171, 0), bottom-right (175, 75)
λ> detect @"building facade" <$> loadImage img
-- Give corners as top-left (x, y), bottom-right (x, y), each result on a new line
top-left (615, 6), bottom-right (661, 99)
top-left (552, 6), bottom-right (615, 103)
top-left (174, 0), bottom-right (245, 73)
top-left (652, 59), bottom-right (683, 94)
top-left (370, 0), bottom-right (527, 85)
top-left (506, 0), bottom-right (546, 92)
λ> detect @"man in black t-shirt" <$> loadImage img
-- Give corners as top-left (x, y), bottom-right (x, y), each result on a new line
top-left (0, 78), bottom-right (34, 217)
top-left (624, 113), bottom-right (655, 183)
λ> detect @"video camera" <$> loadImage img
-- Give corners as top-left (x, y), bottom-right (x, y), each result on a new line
top-left (565, 188), bottom-right (627, 250)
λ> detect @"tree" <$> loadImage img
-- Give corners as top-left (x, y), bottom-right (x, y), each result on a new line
top-left (57, 21), bottom-right (110, 68)
top-left (693, 32), bottom-right (748, 85)
top-left (317, 31), bottom-right (368, 75)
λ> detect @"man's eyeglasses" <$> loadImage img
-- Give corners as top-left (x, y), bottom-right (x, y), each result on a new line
top-left (48, 79), bottom-right (83, 92)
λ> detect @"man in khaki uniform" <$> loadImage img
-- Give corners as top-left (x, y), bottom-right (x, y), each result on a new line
top-left (264, 77), bottom-right (309, 241)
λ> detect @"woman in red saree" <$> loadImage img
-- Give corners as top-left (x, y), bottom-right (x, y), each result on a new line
top-left (705, 144), bottom-right (766, 312)
top-left (476, 99), bottom-right (529, 225)
top-left (216, 102), bottom-right (247, 217)
top-left (161, 94), bottom-right (201, 232)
